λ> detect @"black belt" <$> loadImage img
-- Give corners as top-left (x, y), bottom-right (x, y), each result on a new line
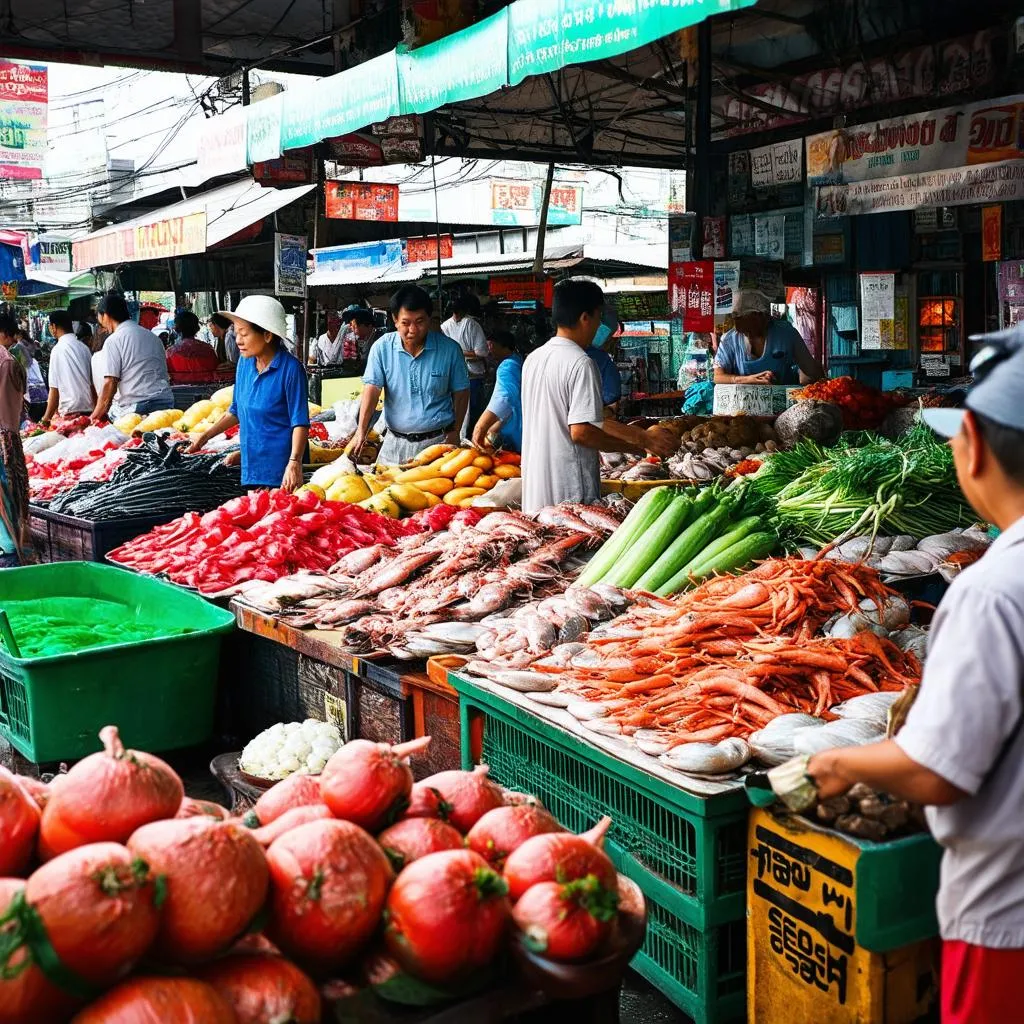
top-left (388, 422), bottom-right (454, 443)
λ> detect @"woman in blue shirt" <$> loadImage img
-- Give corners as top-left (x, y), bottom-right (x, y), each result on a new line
top-left (187, 296), bottom-right (309, 490)
top-left (714, 289), bottom-right (824, 386)
top-left (471, 330), bottom-right (524, 452)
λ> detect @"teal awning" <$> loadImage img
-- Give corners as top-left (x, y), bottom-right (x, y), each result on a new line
top-left (241, 0), bottom-right (755, 164)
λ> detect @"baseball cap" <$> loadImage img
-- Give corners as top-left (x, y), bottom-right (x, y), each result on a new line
top-left (922, 323), bottom-right (1024, 438)
top-left (731, 289), bottom-right (771, 317)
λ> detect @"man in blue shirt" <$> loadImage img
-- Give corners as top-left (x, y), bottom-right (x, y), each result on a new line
top-left (585, 322), bottom-right (622, 407)
top-left (471, 329), bottom-right (523, 452)
top-left (351, 285), bottom-right (470, 465)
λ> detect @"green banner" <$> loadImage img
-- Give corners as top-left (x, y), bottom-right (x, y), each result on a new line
top-left (267, 0), bottom-right (755, 160)
top-left (397, 11), bottom-right (509, 113)
top-left (280, 50), bottom-right (400, 152)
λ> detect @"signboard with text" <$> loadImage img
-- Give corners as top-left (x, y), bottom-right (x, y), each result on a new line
top-left (0, 61), bottom-right (47, 180)
top-left (275, 233), bottom-right (307, 298)
top-left (325, 182), bottom-right (400, 221)
top-left (670, 261), bottom-right (714, 332)
top-left (487, 275), bottom-right (553, 306)
top-left (490, 179), bottom-right (583, 226)
top-left (73, 213), bottom-right (207, 271)
top-left (404, 235), bottom-right (453, 263)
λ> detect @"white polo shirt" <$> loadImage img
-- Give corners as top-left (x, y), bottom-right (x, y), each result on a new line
top-left (895, 516), bottom-right (1024, 947)
top-left (48, 334), bottom-right (94, 414)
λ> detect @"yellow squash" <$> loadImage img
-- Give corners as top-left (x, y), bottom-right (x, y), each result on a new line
top-left (411, 443), bottom-right (456, 466)
top-left (437, 448), bottom-right (477, 477)
top-left (357, 491), bottom-right (401, 518)
top-left (443, 486), bottom-right (486, 505)
top-left (326, 475), bottom-right (372, 504)
top-left (388, 483), bottom-right (431, 512)
top-left (415, 477), bottom-right (454, 496)
top-left (453, 465), bottom-right (482, 487)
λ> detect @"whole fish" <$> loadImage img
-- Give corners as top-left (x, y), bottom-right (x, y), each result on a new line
top-left (356, 548), bottom-right (441, 598)
top-left (569, 504), bottom-right (623, 534)
top-left (315, 598), bottom-right (379, 626)
top-left (659, 738), bottom-right (751, 775)
top-left (534, 507), bottom-right (600, 536)
top-left (490, 671), bottom-right (558, 693)
top-left (331, 544), bottom-right (390, 577)
top-left (419, 621), bottom-right (490, 645)
top-left (633, 729), bottom-right (674, 756)
top-left (563, 587), bottom-right (612, 621)
top-left (521, 613), bottom-right (558, 654)
top-left (557, 614), bottom-right (590, 644)
top-left (463, 580), bottom-right (521, 617)
top-left (526, 690), bottom-right (575, 708)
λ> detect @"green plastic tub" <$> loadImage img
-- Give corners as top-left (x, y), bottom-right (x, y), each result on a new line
top-left (0, 562), bottom-right (234, 762)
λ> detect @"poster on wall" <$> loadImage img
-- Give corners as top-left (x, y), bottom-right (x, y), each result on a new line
top-left (714, 261), bottom-right (741, 316)
top-left (702, 216), bottom-right (726, 259)
top-left (0, 61), bottom-right (48, 180)
top-left (786, 287), bottom-right (821, 362)
top-left (274, 233), bottom-right (307, 298)
top-left (750, 140), bottom-right (802, 188)
top-left (859, 272), bottom-right (896, 350)
top-left (669, 261), bottom-right (714, 333)
top-left (325, 181), bottom-right (400, 221)
top-left (754, 214), bottom-right (785, 260)
top-left (669, 213), bottom-right (696, 262)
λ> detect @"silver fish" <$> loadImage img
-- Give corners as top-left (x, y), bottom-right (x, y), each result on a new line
top-left (464, 581), bottom-right (520, 617)
top-left (314, 598), bottom-right (378, 626)
top-left (356, 549), bottom-right (441, 598)
top-left (557, 614), bottom-right (590, 644)
top-left (525, 690), bottom-right (574, 707)
top-left (633, 729), bottom-right (673, 756)
top-left (522, 614), bottom-right (557, 654)
top-left (659, 738), bottom-right (750, 775)
top-left (581, 719), bottom-right (623, 736)
top-left (566, 701), bottom-right (608, 721)
top-left (563, 587), bottom-right (612, 621)
top-left (400, 635), bottom-right (460, 657)
top-left (569, 504), bottom-right (623, 533)
top-left (490, 671), bottom-right (558, 692)
top-left (331, 544), bottom-right (390, 577)
top-left (419, 621), bottom-right (490, 644)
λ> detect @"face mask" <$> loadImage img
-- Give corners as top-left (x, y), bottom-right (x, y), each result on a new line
top-left (593, 322), bottom-right (612, 348)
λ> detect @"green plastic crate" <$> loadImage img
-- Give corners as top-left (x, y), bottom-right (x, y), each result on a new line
top-left (0, 562), bottom-right (234, 762)
top-left (451, 673), bottom-right (748, 1021)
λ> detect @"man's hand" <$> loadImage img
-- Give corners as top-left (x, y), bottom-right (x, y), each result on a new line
top-left (185, 437), bottom-right (206, 455)
top-left (471, 429), bottom-right (494, 452)
top-left (806, 751), bottom-right (854, 800)
top-left (222, 450), bottom-right (241, 467)
top-left (281, 459), bottom-right (303, 493)
top-left (444, 428), bottom-right (461, 447)
top-left (643, 426), bottom-right (677, 458)
top-left (348, 429), bottom-right (367, 457)
top-left (742, 370), bottom-right (774, 384)
top-left (39, 418), bottom-right (50, 429)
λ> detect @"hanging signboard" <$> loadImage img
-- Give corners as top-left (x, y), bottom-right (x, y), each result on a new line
top-left (314, 239), bottom-right (404, 274)
top-left (806, 94), bottom-right (1024, 183)
top-left (750, 140), bottom-right (802, 188)
top-left (274, 233), bottom-right (308, 298)
top-left (669, 261), bottom-right (714, 332)
top-left (198, 108), bottom-right (247, 182)
top-left (982, 205), bottom-right (1003, 261)
top-left (404, 235), bottom-right (453, 263)
top-left (754, 214), bottom-right (786, 260)
top-left (488, 276), bottom-right (554, 305)
top-left (0, 61), bottom-right (47, 180)
top-left (325, 182), bottom-right (400, 221)
top-left (669, 213), bottom-right (696, 262)
top-left (74, 212), bottom-right (207, 270)
top-left (252, 150), bottom-right (314, 186)
top-left (489, 180), bottom-right (583, 226)
top-left (715, 28), bottom-right (998, 140)
top-left (816, 160), bottom-right (1024, 218)
top-left (859, 272), bottom-right (896, 351)
top-left (35, 240), bottom-right (72, 271)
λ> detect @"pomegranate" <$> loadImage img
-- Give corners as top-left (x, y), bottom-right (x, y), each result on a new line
top-left (0, 878), bottom-right (79, 1024)
top-left (20, 843), bottom-right (161, 988)
top-left (69, 976), bottom-right (236, 1023)
top-left (503, 816), bottom-right (617, 902)
top-left (0, 766), bottom-right (39, 875)
top-left (466, 805), bottom-right (563, 869)
top-left (244, 773), bottom-right (322, 828)
top-left (415, 766), bottom-right (504, 833)
top-left (127, 817), bottom-right (268, 963)
top-left (320, 736), bottom-right (430, 832)
top-left (249, 804), bottom-right (333, 847)
top-left (512, 875), bottom-right (620, 961)
top-left (266, 819), bottom-right (393, 972)
top-left (402, 782), bottom-right (453, 822)
top-left (39, 726), bottom-right (183, 858)
top-left (377, 817), bottom-right (464, 870)
top-left (175, 797), bottom-right (230, 820)
top-left (198, 954), bottom-right (321, 1024)
top-left (384, 849), bottom-right (510, 984)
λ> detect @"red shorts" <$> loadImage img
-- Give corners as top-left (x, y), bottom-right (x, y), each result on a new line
top-left (942, 939), bottom-right (1024, 1023)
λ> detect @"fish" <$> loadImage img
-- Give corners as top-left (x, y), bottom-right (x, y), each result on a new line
top-left (313, 598), bottom-right (378, 626)
top-left (525, 690), bottom-right (575, 708)
top-left (463, 580), bottom-right (522, 617)
top-left (419, 621), bottom-right (490, 645)
top-left (475, 511), bottom-right (546, 537)
top-left (581, 719), bottom-right (623, 736)
top-left (399, 635), bottom-right (461, 657)
top-left (356, 549), bottom-right (442, 598)
top-left (633, 729), bottom-right (674, 756)
top-left (659, 738), bottom-right (751, 775)
top-left (490, 671), bottom-right (558, 692)
top-left (331, 544), bottom-right (390, 577)
top-left (568, 504), bottom-right (623, 533)
top-left (534, 507), bottom-right (600, 536)
top-left (557, 614), bottom-right (590, 644)
top-left (562, 587), bottom-right (613, 621)
top-left (522, 613), bottom-right (558, 654)
top-left (566, 701), bottom-right (608, 721)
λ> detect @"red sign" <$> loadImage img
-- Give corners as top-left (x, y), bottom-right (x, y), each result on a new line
top-left (488, 276), bottom-right (554, 306)
top-left (982, 205), bottom-right (1002, 262)
top-left (670, 261), bottom-right (714, 332)
top-left (252, 151), bottom-right (313, 186)
top-left (405, 235), bottom-right (453, 263)
top-left (325, 182), bottom-right (400, 221)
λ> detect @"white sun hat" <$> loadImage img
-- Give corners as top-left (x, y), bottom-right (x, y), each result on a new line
top-left (218, 295), bottom-right (290, 341)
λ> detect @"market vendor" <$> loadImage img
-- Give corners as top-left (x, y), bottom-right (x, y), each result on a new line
top-left (442, 294), bottom-right (489, 426)
top-left (207, 313), bottom-right (240, 364)
top-left (41, 310), bottom-right (94, 425)
top-left (165, 311), bottom-right (221, 382)
top-left (0, 312), bottom-right (28, 558)
top-left (90, 292), bottom-right (174, 422)
top-left (805, 334), bottom-right (1024, 1024)
top-left (521, 279), bottom-right (676, 513)
top-left (341, 306), bottom-right (378, 362)
top-left (186, 296), bottom-right (309, 491)
top-left (350, 285), bottom-right (469, 465)
top-left (311, 310), bottom-right (345, 365)
top-left (471, 329), bottom-right (523, 452)
top-left (714, 290), bottom-right (824, 386)
top-left (586, 322), bottom-right (622, 409)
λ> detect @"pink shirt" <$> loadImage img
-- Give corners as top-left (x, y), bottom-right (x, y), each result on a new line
top-left (0, 345), bottom-right (24, 430)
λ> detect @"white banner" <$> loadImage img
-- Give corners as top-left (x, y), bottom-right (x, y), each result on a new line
top-left (806, 94), bottom-right (1024, 184)
top-left (815, 160), bottom-right (1024, 218)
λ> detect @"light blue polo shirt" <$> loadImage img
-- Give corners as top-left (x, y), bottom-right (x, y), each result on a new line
top-left (364, 331), bottom-right (470, 435)
top-left (230, 346), bottom-right (310, 486)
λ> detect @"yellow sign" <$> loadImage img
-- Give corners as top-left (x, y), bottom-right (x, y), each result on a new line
top-left (747, 809), bottom-right (938, 1023)
top-left (73, 211), bottom-right (207, 270)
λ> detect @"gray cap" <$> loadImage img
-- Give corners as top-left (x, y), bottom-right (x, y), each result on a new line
top-left (922, 323), bottom-right (1024, 438)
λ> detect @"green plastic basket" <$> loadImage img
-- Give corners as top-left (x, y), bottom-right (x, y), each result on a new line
top-left (451, 673), bottom-right (748, 1021)
top-left (0, 562), bottom-right (234, 762)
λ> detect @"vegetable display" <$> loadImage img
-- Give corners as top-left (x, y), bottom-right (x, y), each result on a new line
top-left (577, 484), bottom-right (777, 595)
top-left (0, 726), bottom-right (631, 1018)
top-left (790, 376), bottom-right (907, 430)
top-left (48, 435), bottom-right (243, 522)
top-left (811, 782), bottom-right (925, 841)
top-left (107, 488), bottom-right (418, 596)
top-left (750, 426), bottom-right (974, 546)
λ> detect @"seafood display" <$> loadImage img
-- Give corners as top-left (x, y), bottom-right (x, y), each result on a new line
top-left (460, 558), bottom-right (923, 779)
top-left (601, 415), bottom-right (778, 482)
top-left (235, 504), bottom-right (624, 658)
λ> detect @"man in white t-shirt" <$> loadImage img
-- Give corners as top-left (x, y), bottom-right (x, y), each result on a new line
top-left (442, 294), bottom-right (489, 431)
top-left (90, 292), bottom-right (174, 422)
top-left (520, 279), bottom-right (674, 513)
top-left (41, 309), bottom-right (94, 424)
top-left (312, 311), bottom-right (346, 365)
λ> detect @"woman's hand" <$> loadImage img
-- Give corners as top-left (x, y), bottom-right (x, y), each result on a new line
top-left (742, 370), bottom-right (775, 384)
top-left (281, 458), bottom-right (303, 493)
top-left (185, 436), bottom-right (207, 455)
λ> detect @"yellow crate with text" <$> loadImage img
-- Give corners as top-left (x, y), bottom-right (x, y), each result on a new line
top-left (747, 807), bottom-right (940, 1024)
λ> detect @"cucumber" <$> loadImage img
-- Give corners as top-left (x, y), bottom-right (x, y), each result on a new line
top-left (603, 492), bottom-right (695, 589)
top-left (576, 485), bottom-right (677, 587)
top-left (685, 530), bottom-right (778, 583)
top-left (673, 515), bottom-right (761, 581)
top-left (640, 494), bottom-right (733, 594)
